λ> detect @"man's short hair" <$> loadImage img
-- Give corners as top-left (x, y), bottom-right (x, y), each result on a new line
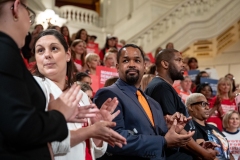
top-left (155, 49), bottom-right (179, 67)
top-left (117, 44), bottom-right (145, 63)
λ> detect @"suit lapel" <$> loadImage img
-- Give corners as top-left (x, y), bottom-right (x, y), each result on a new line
top-left (145, 96), bottom-right (160, 127)
top-left (115, 80), bottom-right (155, 128)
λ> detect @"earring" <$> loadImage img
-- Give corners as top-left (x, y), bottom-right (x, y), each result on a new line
top-left (13, 15), bottom-right (18, 22)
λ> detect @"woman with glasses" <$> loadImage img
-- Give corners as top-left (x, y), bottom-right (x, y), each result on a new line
top-left (0, 0), bottom-right (90, 159)
top-left (196, 83), bottom-right (223, 131)
top-left (186, 93), bottom-right (232, 160)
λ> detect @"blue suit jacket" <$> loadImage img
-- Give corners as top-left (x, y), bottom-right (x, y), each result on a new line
top-left (94, 79), bottom-right (168, 160)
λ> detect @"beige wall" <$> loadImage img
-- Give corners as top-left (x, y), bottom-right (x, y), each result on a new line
top-left (198, 40), bottom-right (240, 84)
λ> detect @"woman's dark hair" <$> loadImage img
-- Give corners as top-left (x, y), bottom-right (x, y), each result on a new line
top-left (195, 71), bottom-right (208, 85)
top-left (76, 72), bottom-right (90, 81)
top-left (196, 83), bottom-right (213, 93)
top-left (48, 25), bottom-right (60, 30)
top-left (146, 64), bottom-right (156, 75)
top-left (188, 57), bottom-right (198, 69)
top-left (75, 28), bottom-right (88, 43)
top-left (165, 42), bottom-right (174, 49)
top-left (154, 47), bottom-right (162, 59)
top-left (71, 39), bottom-right (87, 67)
top-left (101, 37), bottom-right (117, 59)
top-left (31, 29), bottom-right (75, 90)
top-left (104, 76), bottom-right (119, 87)
top-left (60, 25), bottom-right (72, 46)
top-left (34, 24), bottom-right (43, 29)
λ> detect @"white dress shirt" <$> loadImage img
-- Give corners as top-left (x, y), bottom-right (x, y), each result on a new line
top-left (34, 76), bottom-right (107, 160)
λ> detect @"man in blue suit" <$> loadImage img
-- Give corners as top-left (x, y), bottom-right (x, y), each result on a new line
top-left (94, 44), bottom-right (194, 160)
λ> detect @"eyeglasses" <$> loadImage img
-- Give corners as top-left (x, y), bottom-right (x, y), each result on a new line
top-left (190, 101), bottom-right (210, 108)
top-left (10, 1), bottom-right (36, 25)
top-left (20, 2), bottom-right (36, 25)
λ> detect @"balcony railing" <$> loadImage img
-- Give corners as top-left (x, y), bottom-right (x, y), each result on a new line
top-left (127, 0), bottom-right (238, 52)
top-left (58, 5), bottom-right (101, 27)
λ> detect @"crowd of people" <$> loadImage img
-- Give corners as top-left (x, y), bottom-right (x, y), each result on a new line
top-left (0, 0), bottom-right (240, 160)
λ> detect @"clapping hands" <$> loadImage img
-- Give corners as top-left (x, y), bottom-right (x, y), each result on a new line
top-left (164, 112), bottom-right (194, 148)
top-left (165, 112), bottom-right (192, 133)
top-left (90, 97), bottom-right (120, 124)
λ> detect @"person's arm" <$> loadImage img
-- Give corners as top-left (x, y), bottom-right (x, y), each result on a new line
top-left (0, 73), bottom-right (68, 147)
top-left (208, 97), bottom-right (220, 117)
top-left (90, 138), bottom-right (107, 158)
top-left (70, 121), bottom-right (126, 148)
top-left (51, 130), bottom-right (71, 154)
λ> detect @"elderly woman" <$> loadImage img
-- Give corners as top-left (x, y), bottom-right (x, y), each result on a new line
top-left (222, 110), bottom-right (240, 160)
top-left (103, 48), bottom-right (117, 68)
top-left (32, 29), bottom-right (126, 159)
top-left (186, 93), bottom-right (231, 160)
top-left (196, 83), bottom-right (223, 131)
top-left (85, 53), bottom-right (100, 75)
top-left (0, 0), bottom-right (87, 159)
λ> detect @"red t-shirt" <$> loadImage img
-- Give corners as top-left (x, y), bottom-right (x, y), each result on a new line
top-left (206, 97), bottom-right (223, 131)
top-left (220, 98), bottom-right (237, 115)
top-left (74, 59), bottom-right (83, 72)
top-left (74, 59), bottom-right (82, 65)
top-left (206, 97), bottom-right (237, 131)
top-left (98, 50), bottom-right (105, 61)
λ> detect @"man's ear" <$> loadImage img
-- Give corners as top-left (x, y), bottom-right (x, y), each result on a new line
top-left (161, 60), bottom-right (169, 69)
top-left (187, 106), bottom-right (193, 112)
top-left (13, 0), bottom-right (20, 20)
top-left (116, 63), bottom-right (119, 72)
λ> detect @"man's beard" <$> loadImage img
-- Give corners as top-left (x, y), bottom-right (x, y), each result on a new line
top-left (169, 65), bottom-right (184, 81)
top-left (125, 69), bottom-right (139, 85)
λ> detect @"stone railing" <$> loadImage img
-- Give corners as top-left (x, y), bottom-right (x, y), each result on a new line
top-left (58, 5), bottom-right (101, 27)
top-left (127, 0), bottom-right (239, 52)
